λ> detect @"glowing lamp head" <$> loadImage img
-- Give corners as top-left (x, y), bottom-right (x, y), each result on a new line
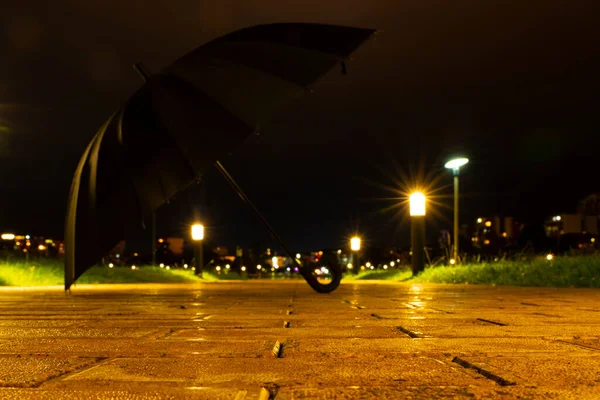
top-left (1, 233), bottom-right (15, 241)
top-left (546, 253), bottom-right (554, 261)
top-left (350, 237), bottom-right (361, 251)
top-left (409, 192), bottom-right (426, 216)
top-left (444, 157), bottom-right (469, 172)
top-left (191, 224), bottom-right (204, 241)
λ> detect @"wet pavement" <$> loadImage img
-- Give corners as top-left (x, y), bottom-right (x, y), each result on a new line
top-left (0, 281), bottom-right (598, 399)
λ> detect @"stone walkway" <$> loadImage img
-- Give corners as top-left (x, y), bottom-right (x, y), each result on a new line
top-left (0, 281), bottom-right (598, 399)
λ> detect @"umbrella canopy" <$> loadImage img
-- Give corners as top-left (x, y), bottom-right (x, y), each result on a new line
top-left (65, 23), bottom-right (375, 290)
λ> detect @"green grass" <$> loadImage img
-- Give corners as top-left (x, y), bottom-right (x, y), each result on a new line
top-left (385, 254), bottom-right (600, 288)
top-left (0, 260), bottom-right (206, 286)
top-left (343, 269), bottom-right (412, 281)
top-left (2, 254), bottom-right (599, 288)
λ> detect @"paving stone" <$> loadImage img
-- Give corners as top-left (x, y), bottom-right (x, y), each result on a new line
top-left (286, 337), bottom-right (589, 356)
top-left (0, 281), bottom-right (598, 398)
top-left (0, 328), bottom-right (159, 339)
top-left (0, 388), bottom-right (262, 399)
top-left (0, 356), bottom-right (98, 388)
top-left (457, 354), bottom-right (600, 389)
top-left (0, 338), bottom-right (268, 358)
top-left (58, 356), bottom-right (484, 388)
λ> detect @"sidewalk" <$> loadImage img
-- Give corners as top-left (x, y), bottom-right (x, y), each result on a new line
top-left (0, 281), bottom-right (598, 399)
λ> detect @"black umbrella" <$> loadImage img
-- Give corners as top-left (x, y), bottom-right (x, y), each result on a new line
top-left (65, 23), bottom-right (375, 292)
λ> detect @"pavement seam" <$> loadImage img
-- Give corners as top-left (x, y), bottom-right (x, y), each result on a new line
top-left (429, 307), bottom-right (454, 314)
top-left (396, 326), bottom-right (422, 338)
top-left (476, 318), bottom-right (508, 326)
top-left (452, 356), bottom-right (516, 386)
top-left (36, 357), bottom-right (109, 388)
top-left (151, 328), bottom-right (179, 340)
top-left (532, 312), bottom-right (563, 318)
top-left (521, 302), bottom-right (540, 307)
top-left (343, 300), bottom-right (365, 310)
top-left (272, 340), bottom-right (285, 358)
top-left (260, 383), bottom-right (280, 399)
top-left (556, 339), bottom-right (600, 352)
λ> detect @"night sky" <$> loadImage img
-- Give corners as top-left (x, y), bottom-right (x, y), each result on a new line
top-left (1, 1), bottom-right (599, 253)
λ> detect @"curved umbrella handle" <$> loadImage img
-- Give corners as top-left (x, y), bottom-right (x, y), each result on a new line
top-left (298, 253), bottom-right (342, 294)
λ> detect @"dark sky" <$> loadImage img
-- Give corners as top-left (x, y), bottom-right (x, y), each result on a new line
top-left (1, 1), bottom-right (599, 253)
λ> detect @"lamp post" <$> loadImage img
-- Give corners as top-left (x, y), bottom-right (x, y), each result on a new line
top-left (350, 236), bottom-right (361, 274)
top-left (191, 224), bottom-right (204, 277)
top-left (444, 157), bottom-right (469, 262)
top-left (409, 192), bottom-right (426, 275)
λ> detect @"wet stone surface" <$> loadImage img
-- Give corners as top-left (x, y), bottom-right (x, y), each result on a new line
top-left (0, 281), bottom-right (597, 398)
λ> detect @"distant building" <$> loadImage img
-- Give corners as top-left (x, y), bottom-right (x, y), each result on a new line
top-left (166, 237), bottom-right (184, 255)
top-left (470, 216), bottom-right (520, 255)
top-left (545, 214), bottom-right (581, 238)
top-left (578, 193), bottom-right (600, 215)
top-left (544, 193), bottom-right (600, 238)
top-left (213, 246), bottom-right (229, 257)
top-left (577, 193), bottom-right (600, 235)
top-left (473, 216), bottom-right (520, 240)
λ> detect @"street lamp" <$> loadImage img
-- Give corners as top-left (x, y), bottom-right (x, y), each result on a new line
top-left (191, 224), bottom-right (204, 277)
top-left (445, 157), bottom-right (469, 262)
top-left (409, 192), bottom-right (426, 275)
top-left (350, 236), bottom-right (361, 274)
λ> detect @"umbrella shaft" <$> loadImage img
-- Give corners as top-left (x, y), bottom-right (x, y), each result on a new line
top-left (214, 161), bottom-right (300, 266)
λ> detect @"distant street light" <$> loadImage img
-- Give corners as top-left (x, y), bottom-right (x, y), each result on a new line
top-left (1, 233), bottom-right (15, 241)
top-left (191, 224), bottom-right (204, 277)
top-left (445, 157), bottom-right (469, 262)
top-left (409, 192), bottom-right (426, 275)
top-left (350, 236), bottom-right (361, 274)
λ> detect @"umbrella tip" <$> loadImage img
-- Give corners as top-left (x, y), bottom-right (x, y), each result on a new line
top-left (133, 62), bottom-right (152, 81)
